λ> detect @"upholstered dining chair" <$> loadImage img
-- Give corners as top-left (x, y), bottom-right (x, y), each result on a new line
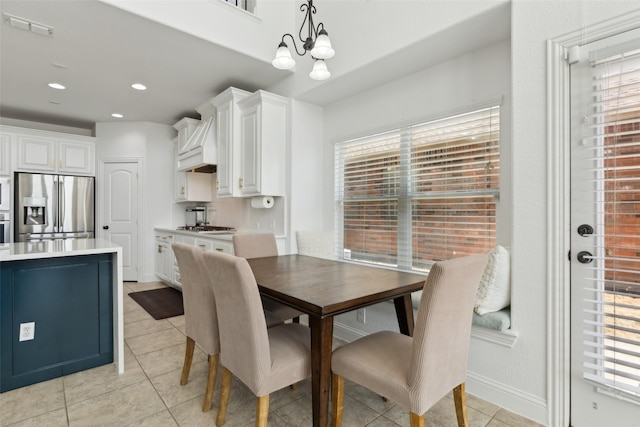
top-left (330, 253), bottom-right (489, 427)
top-left (201, 250), bottom-right (312, 427)
top-left (171, 242), bottom-right (220, 412)
top-left (232, 232), bottom-right (304, 323)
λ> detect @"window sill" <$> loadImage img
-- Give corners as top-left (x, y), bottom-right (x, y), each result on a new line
top-left (471, 325), bottom-right (518, 348)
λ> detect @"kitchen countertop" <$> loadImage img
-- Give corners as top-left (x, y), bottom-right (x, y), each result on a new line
top-left (154, 227), bottom-right (285, 240)
top-left (0, 238), bottom-right (123, 261)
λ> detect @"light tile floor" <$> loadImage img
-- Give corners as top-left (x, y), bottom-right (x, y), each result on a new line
top-left (0, 281), bottom-right (544, 427)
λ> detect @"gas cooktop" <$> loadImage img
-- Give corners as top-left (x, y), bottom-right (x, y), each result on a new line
top-left (177, 226), bottom-right (236, 234)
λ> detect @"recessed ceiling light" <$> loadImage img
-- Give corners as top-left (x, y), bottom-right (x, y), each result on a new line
top-left (48, 82), bottom-right (65, 90)
top-left (111, 113), bottom-right (124, 118)
top-left (131, 83), bottom-right (147, 91)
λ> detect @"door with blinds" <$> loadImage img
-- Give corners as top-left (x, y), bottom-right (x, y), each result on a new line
top-left (570, 29), bottom-right (640, 426)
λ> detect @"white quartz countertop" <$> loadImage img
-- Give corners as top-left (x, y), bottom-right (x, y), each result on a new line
top-left (0, 238), bottom-right (122, 261)
top-left (154, 227), bottom-right (285, 240)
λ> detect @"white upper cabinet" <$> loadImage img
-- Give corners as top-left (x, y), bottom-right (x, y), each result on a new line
top-left (210, 87), bottom-right (250, 198)
top-left (237, 90), bottom-right (288, 197)
top-left (58, 140), bottom-right (95, 175)
top-left (2, 126), bottom-right (95, 176)
top-left (0, 133), bottom-right (11, 176)
top-left (173, 117), bottom-right (200, 155)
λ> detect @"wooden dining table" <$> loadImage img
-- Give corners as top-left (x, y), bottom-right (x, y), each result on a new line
top-left (247, 254), bottom-right (427, 427)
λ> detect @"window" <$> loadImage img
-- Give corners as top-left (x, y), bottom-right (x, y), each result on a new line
top-left (335, 106), bottom-right (500, 271)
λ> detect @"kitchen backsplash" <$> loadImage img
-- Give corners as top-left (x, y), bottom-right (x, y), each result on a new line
top-left (175, 195), bottom-right (285, 235)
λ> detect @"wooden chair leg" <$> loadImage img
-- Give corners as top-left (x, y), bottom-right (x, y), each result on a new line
top-left (180, 337), bottom-right (195, 385)
top-left (216, 367), bottom-right (233, 426)
top-left (331, 373), bottom-right (344, 427)
top-left (255, 395), bottom-right (269, 427)
top-left (453, 382), bottom-right (469, 427)
top-left (293, 316), bottom-right (300, 323)
top-left (409, 412), bottom-right (425, 427)
top-left (202, 354), bottom-right (219, 412)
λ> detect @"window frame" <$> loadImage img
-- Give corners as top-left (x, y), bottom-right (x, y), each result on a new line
top-left (335, 103), bottom-right (502, 272)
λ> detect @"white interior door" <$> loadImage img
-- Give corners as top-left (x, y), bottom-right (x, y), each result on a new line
top-left (102, 162), bottom-right (139, 281)
top-left (570, 30), bottom-right (640, 426)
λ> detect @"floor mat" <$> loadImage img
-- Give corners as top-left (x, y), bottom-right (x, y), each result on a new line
top-left (129, 287), bottom-right (184, 320)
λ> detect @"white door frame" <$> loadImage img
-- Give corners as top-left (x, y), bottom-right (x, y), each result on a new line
top-left (97, 157), bottom-right (144, 282)
top-left (547, 10), bottom-right (640, 427)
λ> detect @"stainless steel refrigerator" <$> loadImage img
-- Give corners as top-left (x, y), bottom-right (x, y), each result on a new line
top-left (14, 172), bottom-right (94, 242)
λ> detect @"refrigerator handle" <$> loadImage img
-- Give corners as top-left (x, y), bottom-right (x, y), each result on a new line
top-left (59, 180), bottom-right (65, 230)
top-left (53, 177), bottom-right (58, 228)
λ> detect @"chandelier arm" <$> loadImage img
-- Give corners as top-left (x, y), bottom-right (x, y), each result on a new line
top-left (298, 2), bottom-right (311, 45)
top-left (281, 33), bottom-right (307, 57)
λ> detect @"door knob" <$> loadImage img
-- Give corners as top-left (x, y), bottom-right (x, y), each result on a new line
top-left (103, 225), bottom-right (109, 230)
top-left (577, 251), bottom-right (593, 264)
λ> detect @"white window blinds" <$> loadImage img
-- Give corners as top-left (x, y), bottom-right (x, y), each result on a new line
top-left (580, 45), bottom-right (640, 397)
top-left (335, 106), bottom-right (500, 270)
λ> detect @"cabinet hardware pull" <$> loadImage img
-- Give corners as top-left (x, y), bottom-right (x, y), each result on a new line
top-left (215, 248), bottom-right (223, 252)
top-left (216, 180), bottom-right (219, 190)
top-left (239, 177), bottom-right (243, 188)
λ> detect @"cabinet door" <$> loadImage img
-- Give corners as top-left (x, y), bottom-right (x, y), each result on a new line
top-left (239, 104), bottom-right (261, 196)
top-left (154, 234), bottom-right (174, 283)
top-left (58, 140), bottom-right (94, 175)
top-left (17, 135), bottom-right (56, 172)
top-left (0, 134), bottom-right (10, 175)
top-left (175, 171), bottom-right (187, 201)
top-left (216, 102), bottom-right (234, 197)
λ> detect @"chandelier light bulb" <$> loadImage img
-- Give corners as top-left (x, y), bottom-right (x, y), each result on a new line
top-left (272, 42), bottom-right (296, 70)
top-left (309, 59), bottom-right (331, 81)
top-left (310, 29), bottom-right (334, 59)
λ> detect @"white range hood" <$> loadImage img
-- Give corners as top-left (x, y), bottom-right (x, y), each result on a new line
top-left (176, 101), bottom-right (217, 172)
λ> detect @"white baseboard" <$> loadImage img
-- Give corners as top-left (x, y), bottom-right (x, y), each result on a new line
top-left (139, 273), bottom-right (161, 283)
top-left (333, 321), bottom-right (367, 343)
top-left (466, 371), bottom-right (548, 425)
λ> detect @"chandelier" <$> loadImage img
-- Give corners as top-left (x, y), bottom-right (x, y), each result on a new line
top-left (271, 0), bottom-right (335, 81)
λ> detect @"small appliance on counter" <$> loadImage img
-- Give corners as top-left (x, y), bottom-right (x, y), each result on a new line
top-left (185, 206), bottom-right (207, 227)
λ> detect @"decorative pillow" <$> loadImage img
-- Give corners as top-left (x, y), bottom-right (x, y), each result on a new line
top-left (472, 308), bottom-right (511, 331)
top-left (474, 245), bottom-right (511, 315)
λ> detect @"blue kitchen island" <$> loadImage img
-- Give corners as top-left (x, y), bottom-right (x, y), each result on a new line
top-left (0, 239), bottom-right (124, 392)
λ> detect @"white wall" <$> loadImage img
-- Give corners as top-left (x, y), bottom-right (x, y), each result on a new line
top-left (101, 0), bottom-right (294, 63)
top-left (0, 117), bottom-right (93, 137)
top-left (95, 122), bottom-right (176, 282)
top-left (287, 100), bottom-right (325, 253)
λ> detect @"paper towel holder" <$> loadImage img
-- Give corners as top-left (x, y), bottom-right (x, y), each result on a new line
top-left (251, 196), bottom-right (274, 209)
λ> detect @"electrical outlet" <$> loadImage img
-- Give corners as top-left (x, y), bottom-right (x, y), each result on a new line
top-left (357, 308), bottom-right (366, 323)
top-left (19, 322), bottom-right (35, 341)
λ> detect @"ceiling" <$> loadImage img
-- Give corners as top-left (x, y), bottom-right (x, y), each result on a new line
top-left (0, 1), bottom-right (511, 132)
top-left (0, 0), bottom-right (287, 130)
